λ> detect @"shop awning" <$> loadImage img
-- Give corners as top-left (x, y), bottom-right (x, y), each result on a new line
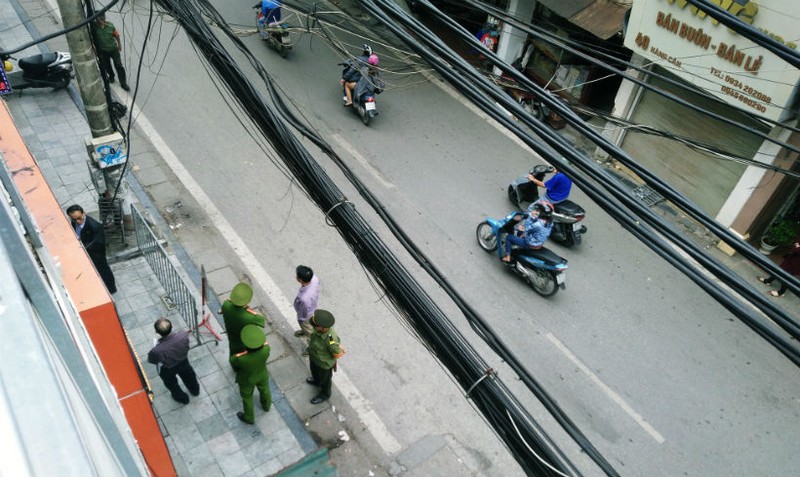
top-left (538, 0), bottom-right (632, 40)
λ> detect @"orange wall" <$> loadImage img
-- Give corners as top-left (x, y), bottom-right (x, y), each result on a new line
top-left (0, 100), bottom-right (174, 477)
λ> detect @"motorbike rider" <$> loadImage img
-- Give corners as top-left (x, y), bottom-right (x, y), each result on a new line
top-left (528, 167), bottom-right (572, 207)
top-left (255, 0), bottom-right (281, 38)
top-left (341, 45), bottom-right (374, 107)
top-left (351, 54), bottom-right (384, 106)
top-left (502, 202), bottom-right (554, 262)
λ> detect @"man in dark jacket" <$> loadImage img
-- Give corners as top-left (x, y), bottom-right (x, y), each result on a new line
top-left (230, 325), bottom-right (271, 424)
top-left (148, 318), bottom-right (200, 404)
top-left (66, 204), bottom-right (116, 294)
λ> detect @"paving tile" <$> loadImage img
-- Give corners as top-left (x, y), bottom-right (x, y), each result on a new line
top-left (187, 395), bottom-right (218, 423)
top-left (208, 431), bottom-right (240, 458)
top-left (262, 427), bottom-right (298, 457)
top-left (124, 277), bottom-right (149, 297)
top-left (183, 443), bottom-right (219, 476)
top-left (230, 422), bottom-right (263, 450)
top-left (193, 353), bottom-right (221, 378)
top-left (197, 413), bottom-right (230, 442)
top-left (201, 369), bottom-right (232, 396)
top-left (207, 267), bottom-right (240, 296)
top-left (160, 403), bottom-right (195, 436)
top-left (277, 445), bottom-right (306, 468)
top-left (209, 387), bottom-right (240, 415)
top-left (254, 405), bottom-right (286, 438)
top-left (171, 422), bottom-right (206, 454)
top-left (252, 457), bottom-right (283, 477)
top-left (241, 436), bottom-right (272, 468)
top-left (216, 450), bottom-right (251, 477)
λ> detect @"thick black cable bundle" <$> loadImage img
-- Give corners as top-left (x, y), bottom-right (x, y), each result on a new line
top-left (151, 0), bottom-right (585, 475)
top-left (357, 0), bottom-right (800, 366)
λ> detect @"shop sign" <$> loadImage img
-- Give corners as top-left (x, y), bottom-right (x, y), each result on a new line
top-left (624, 0), bottom-right (799, 122)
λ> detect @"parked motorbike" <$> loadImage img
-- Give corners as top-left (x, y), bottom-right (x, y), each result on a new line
top-left (254, 8), bottom-right (291, 58)
top-left (507, 164), bottom-right (587, 247)
top-left (1, 51), bottom-right (72, 92)
top-left (476, 211), bottom-right (568, 297)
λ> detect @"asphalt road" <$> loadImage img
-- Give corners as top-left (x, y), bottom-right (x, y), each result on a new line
top-left (113, 2), bottom-right (800, 476)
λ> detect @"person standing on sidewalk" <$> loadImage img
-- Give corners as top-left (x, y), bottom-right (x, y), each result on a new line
top-left (147, 318), bottom-right (200, 405)
top-left (306, 310), bottom-right (345, 405)
top-left (66, 204), bottom-right (116, 294)
top-left (93, 14), bottom-right (130, 91)
top-left (293, 265), bottom-right (320, 339)
top-left (230, 325), bottom-right (272, 424)
top-left (221, 282), bottom-right (265, 357)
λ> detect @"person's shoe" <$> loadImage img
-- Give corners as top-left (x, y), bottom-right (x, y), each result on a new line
top-left (310, 395), bottom-right (328, 405)
top-left (262, 403), bottom-right (271, 412)
top-left (768, 290), bottom-right (785, 298)
top-left (757, 276), bottom-right (770, 284)
top-left (172, 395), bottom-right (190, 405)
top-left (237, 412), bottom-right (254, 424)
top-left (344, 102), bottom-right (353, 107)
top-left (293, 330), bottom-right (306, 337)
top-left (108, 76), bottom-right (115, 83)
top-left (305, 377), bottom-right (319, 385)
top-left (121, 84), bottom-right (131, 92)
top-left (190, 388), bottom-right (200, 397)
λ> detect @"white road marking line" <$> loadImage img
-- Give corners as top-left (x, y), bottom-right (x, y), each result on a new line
top-left (130, 103), bottom-right (402, 455)
top-left (546, 333), bottom-right (666, 444)
top-left (329, 133), bottom-right (395, 189)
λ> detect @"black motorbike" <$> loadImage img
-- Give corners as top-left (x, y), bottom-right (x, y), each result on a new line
top-left (507, 164), bottom-right (587, 246)
top-left (339, 61), bottom-right (381, 126)
top-left (1, 51), bottom-right (72, 92)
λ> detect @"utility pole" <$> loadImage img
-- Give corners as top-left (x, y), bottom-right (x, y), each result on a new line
top-left (55, 0), bottom-right (112, 137)
top-left (55, 0), bottom-right (132, 240)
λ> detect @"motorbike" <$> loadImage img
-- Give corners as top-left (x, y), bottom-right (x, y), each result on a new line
top-left (476, 211), bottom-right (568, 296)
top-left (339, 63), bottom-right (380, 126)
top-left (254, 8), bottom-right (291, 58)
top-left (1, 51), bottom-right (72, 92)
top-left (507, 164), bottom-right (587, 247)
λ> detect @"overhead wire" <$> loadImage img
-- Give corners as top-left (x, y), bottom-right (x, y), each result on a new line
top-left (148, 0), bottom-right (595, 474)
top-left (405, 0), bottom-right (800, 305)
top-left (359, 0), bottom-right (800, 363)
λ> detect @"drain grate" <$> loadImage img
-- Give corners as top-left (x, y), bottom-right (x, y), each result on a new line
top-left (632, 184), bottom-right (665, 207)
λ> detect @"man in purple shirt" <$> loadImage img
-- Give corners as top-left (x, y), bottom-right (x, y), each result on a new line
top-left (293, 265), bottom-right (320, 338)
top-left (148, 318), bottom-right (200, 404)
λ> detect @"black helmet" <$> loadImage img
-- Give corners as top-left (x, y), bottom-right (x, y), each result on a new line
top-left (534, 201), bottom-right (553, 218)
top-left (362, 44), bottom-right (373, 56)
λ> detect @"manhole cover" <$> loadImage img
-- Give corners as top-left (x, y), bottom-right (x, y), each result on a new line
top-left (632, 184), bottom-right (665, 207)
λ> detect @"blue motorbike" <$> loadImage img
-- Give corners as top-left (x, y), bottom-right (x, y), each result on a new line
top-left (476, 212), bottom-right (568, 296)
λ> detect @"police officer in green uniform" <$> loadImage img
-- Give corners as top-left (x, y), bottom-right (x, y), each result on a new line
top-left (230, 325), bottom-right (271, 424)
top-left (305, 309), bottom-right (345, 404)
top-left (93, 14), bottom-right (130, 91)
top-left (221, 283), bottom-right (265, 357)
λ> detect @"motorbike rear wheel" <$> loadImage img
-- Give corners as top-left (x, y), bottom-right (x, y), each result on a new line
top-left (476, 222), bottom-right (497, 252)
top-left (526, 268), bottom-right (559, 297)
top-left (360, 107), bottom-right (371, 126)
top-left (507, 184), bottom-right (518, 205)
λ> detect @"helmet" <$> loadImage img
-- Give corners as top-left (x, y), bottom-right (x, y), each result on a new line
top-left (367, 54), bottom-right (379, 66)
top-left (230, 282), bottom-right (253, 307)
top-left (534, 201), bottom-right (553, 218)
top-left (362, 44), bottom-right (373, 56)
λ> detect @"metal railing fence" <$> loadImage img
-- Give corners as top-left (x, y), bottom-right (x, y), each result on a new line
top-left (130, 204), bottom-right (200, 344)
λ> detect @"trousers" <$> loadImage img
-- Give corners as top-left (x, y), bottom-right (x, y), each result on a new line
top-left (310, 361), bottom-right (333, 399)
top-left (160, 359), bottom-right (199, 403)
top-left (238, 377), bottom-right (271, 423)
top-left (97, 49), bottom-right (128, 86)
